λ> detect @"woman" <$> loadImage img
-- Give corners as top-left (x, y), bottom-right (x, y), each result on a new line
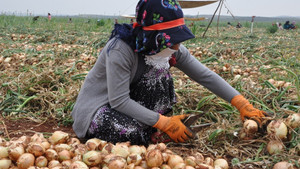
top-left (71, 0), bottom-right (267, 145)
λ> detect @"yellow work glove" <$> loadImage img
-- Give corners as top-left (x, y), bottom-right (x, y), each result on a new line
top-left (231, 95), bottom-right (267, 124)
top-left (153, 114), bottom-right (193, 143)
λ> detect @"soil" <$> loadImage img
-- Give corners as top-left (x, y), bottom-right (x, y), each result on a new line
top-left (0, 118), bottom-right (76, 139)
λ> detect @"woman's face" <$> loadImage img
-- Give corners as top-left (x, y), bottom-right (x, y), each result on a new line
top-left (170, 43), bottom-right (180, 50)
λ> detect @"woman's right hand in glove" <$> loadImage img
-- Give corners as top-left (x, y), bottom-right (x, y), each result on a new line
top-left (153, 114), bottom-right (193, 142)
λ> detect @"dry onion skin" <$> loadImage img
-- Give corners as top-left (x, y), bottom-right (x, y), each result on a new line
top-left (48, 131), bottom-right (69, 145)
top-left (146, 149), bottom-right (164, 168)
top-left (272, 161), bottom-right (293, 169)
top-left (82, 150), bottom-right (102, 166)
top-left (168, 154), bottom-right (184, 168)
top-left (267, 120), bottom-right (288, 140)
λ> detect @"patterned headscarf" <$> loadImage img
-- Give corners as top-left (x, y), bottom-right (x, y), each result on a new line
top-left (132, 0), bottom-right (195, 55)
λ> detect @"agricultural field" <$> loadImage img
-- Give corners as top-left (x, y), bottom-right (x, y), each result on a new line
top-left (0, 15), bottom-right (299, 168)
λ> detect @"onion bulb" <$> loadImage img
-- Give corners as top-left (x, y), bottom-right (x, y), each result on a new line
top-left (85, 138), bottom-right (102, 151)
top-left (0, 158), bottom-right (11, 169)
top-left (193, 152), bottom-right (204, 164)
top-left (197, 163), bottom-right (214, 169)
top-left (8, 143), bottom-right (25, 161)
top-left (161, 164), bottom-right (172, 169)
top-left (68, 138), bottom-right (81, 147)
top-left (214, 159), bottom-right (229, 169)
top-left (173, 162), bottom-right (186, 169)
top-left (45, 149), bottom-right (58, 161)
top-left (58, 150), bottom-right (72, 162)
top-left (168, 154), bottom-right (184, 168)
top-left (17, 153), bottom-right (35, 169)
top-left (48, 131), bottom-right (69, 145)
top-left (204, 157), bottom-right (214, 166)
top-left (127, 153), bottom-right (142, 165)
top-left (272, 161), bottom-right (293, 169)
top-left (185, 156), bottom-right (196, 167)
top-left (243, 119), bottom-right (258, 135)
top-left (112, 144), bottom-right (130, 158)
top-left (71, 143), bottom-right (88, 156)
top-left (0, 146), bottom-right (8, 158)
top-left (128, 145), bottom-right (143, 155)
top-left (101, 143), bottom-right (115, 155)
top-left (35, 156), bottom-right (48, 167)
top-left (82, 150), bottom-right (102, 166)
top-left (108, 158), bottom-right (127, 169)
top-left (267, 120), bottom-right (288, 140)
top-left (285, 113), bottom-right (300, 129)
top-left (146, 149), bottom-right (164, 167)
top-left (48, 160), bottom-right (62, 168)
top-left (69, 161), bottom-right (89, 169)
top-left (62, 160), bottom-right (72, 168)
top-left (26, 142), bottom-right (45, 157)
top-left (267, 140), bottom-right (284, 155)
top-left (54, 143), bottom-right (71, 152)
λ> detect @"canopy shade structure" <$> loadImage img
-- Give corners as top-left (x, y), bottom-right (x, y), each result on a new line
top-left (178, 0), bottom-right (218, 8)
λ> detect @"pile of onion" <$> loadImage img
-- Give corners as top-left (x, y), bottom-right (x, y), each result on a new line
top-left (0, 131), bottom-right (231, 169)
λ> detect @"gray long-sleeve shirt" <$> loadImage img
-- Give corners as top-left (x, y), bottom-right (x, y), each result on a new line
top-left (71, 38), bottom-right (240, 138)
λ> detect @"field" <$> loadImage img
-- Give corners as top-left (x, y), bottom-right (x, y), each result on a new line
top-left (0, 15), bottom-right (299, 168)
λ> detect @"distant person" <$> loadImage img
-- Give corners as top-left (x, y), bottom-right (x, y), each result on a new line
top-left (48, 13), bottom-right (51, 21)
top-left (283, 21), bottom-right (291, 30)
top-left (236, 22), bottom-right (242, 28)
top-left (115, 19), bottom-right (118, 24)
top-left (290, 21), bottom-right (296, 29)
top-left (130, 19), bottom-right (134, 24)
top-left (69, 18), bottom-right (72, 23)
top-left (276, 22), bottom-right (283, 30)
top-left (33, 16), bottom-right (39, 22)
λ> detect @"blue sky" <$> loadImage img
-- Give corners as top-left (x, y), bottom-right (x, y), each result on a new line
top-left (1, 0), bottom-right (299, 17)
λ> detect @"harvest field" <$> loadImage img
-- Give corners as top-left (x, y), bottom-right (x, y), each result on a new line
top-left (0, 15), bottom-right (299, 168)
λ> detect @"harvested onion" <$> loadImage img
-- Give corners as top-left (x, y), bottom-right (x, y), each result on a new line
top-left (243, 119), bottom-right (258, 135)
top-left (168, 154), bottom-right (184, 168)
top-left (214, 159), bottom-right (229, 169)
top-left (0, 158), bottom-right (11, 169)
top-left (146, 149), bottom-right (164, 167)
top-left (82, 150), bottom-right (102, 166)
top-left (69, 160), bottom-right (89, 169)
top-left (267, 140), bottom-right (284, 155)
top-left (267, 120), bottom-right (288, 140)
top-left (48, 131), bottom-right (69, 145)
top-left (285, 113), bottom-right (300, 129)
top-left (35, 156), bottom-right (48, 167)
top-left (272, 161), bottom-right (293, 169)
top-left (17, 153), bottom-right (35, 169)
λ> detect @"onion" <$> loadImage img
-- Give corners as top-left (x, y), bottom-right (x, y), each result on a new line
top-left (8, 142), bottom-right (25, 161)
top-left (128, 145), bottom-right (143, 155)
top-left (61, 160), bottom-right (72, 168)
top-left (68, 138), bottom-right (81, 147)
top-left (97, 140), bottom-right (108, 151)
top-left (139, 160), bottom-right (148, 169)
top-left (54, 143), bottom-right (71, 152)
top-left (185, 156), bottom-right (196, 167)
top-left (146, 144), bottom-right (157, 152)
top-left (103, 154), bottom-right (118, 164)
top-left (17, 153), bottom-right (35, 169)
top-left (69, 161), bottom-right (89, 169)
top-left (243, 119), bottom-right (258, 135)
top-left (127, 153), bottom-right (142, 165)
top-left (108, 158), bottom-right (127, 169)
top-left (48, 131), bottom-right (69, 145)
top-left (126, 163), bottom-right (135, 169)
top-left (214, 159), bottom-right (229, 169)
top-left (186, 166), bottom-right (196, 169)
top-left (31, 133), bottom-right (46, 143)
top-left (156, 143), bottom-right (167, 152)
top-left (273, 161), bottom-right (293, 169)
top-left (167, 155), bottom-right (184, 168)
top-left (0, 137), bottom-right (7, 146)
top-left (85, 138), bottom-right (102, 151)
top-left (45, 149), bottom-right (58, 161)
top-left (71, 143), bottom-right (88, 156)
top-left (82, 150), bottom-right (102, 166)
top-left (193, 152), bottom-right (204, 164)
top-left (267, 120), bottom-right (288, 140)
top-left (146, 149), bottom-right (163, 167)
top-left (35, 156), bottom-right (48, 167)
top-left (197, 163), bottom-right (214, 169)
top-left (101, 143), bottom-right (115, 155)
top-left (112, 144), bottom-right (130, 158)
top-left (162, 152), bottom-right (170, 163)
top-left (17, 136), bottom-right (31, 148)
top-left (285, 113), bottom-right (300, 129)
top-left (58, 150), bottom-right (72, 162)
top-left (161, 164), bottom-right (172, 169)
top-left (204, 157), bottom-right (214, 166)
top-left (41, 141), bottom-right (51, 150)
top-left (48, 160), bottom-right (62, 168)
top-left (267, 140), bottom-right (284, 155)
top-left (72, 154), bottom-right (83, 162)
top-left (26, 142), bottom-right (45, 157)
top-left (173, 162), bottom-right (186, 169)
top-left (0, 158), bottom-right (11, 169)
top-left (0, 146), bottom-right (9, 158)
